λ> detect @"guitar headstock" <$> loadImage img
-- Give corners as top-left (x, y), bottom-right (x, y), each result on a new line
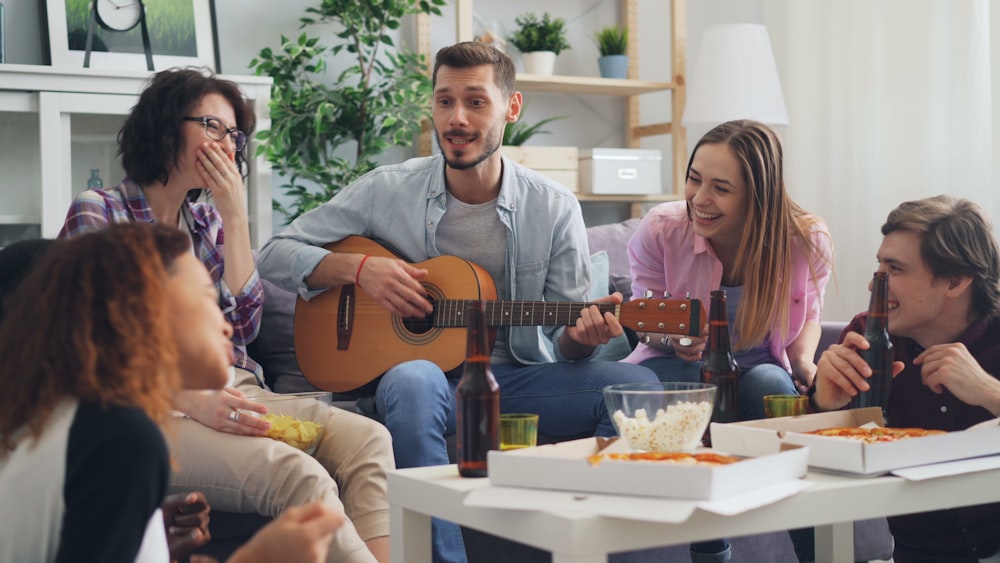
top-left (619, 299), bottom-right (705, 336)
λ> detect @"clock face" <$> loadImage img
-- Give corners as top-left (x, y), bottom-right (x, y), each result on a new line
top-left (94, 0), bottom-right (143, 32)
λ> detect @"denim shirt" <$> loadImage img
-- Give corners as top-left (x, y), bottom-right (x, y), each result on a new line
top-left (257, 154), bottom-right (593, 364)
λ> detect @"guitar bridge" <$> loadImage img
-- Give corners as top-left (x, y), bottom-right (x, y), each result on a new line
top-left (337, 285), bottom-right (355, 350)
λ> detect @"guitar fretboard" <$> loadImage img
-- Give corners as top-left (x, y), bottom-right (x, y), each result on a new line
top-left (433, 300), bottom-right (618, 327)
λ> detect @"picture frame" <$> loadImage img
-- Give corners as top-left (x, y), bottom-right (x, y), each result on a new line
top-left (45, 0), bottom-right (217, 72)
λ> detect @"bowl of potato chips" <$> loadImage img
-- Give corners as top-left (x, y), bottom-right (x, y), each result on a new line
top-left (247, 392), bottom-right (329, 455)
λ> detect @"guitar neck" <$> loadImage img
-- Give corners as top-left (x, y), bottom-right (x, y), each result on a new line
top-left (434, 300), bottom-right (614, 328)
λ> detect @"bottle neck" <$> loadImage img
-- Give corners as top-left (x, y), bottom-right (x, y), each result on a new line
top-left (465, 301), bottom-right (491, 364)
top-left (867, 273), bottom-right (890, 331)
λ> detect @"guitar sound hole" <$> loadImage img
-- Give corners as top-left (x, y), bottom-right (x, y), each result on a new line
top-left (402, 314), bottom-right (435, 335)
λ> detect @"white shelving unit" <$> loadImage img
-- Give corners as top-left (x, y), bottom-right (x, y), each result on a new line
top-left (418, 0), bottom-right (687, 214)
top-left (0, 64), bottom-right (273, 246)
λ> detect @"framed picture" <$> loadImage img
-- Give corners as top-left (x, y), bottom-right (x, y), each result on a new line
top-left (46, 0), bottom-right (217, 72)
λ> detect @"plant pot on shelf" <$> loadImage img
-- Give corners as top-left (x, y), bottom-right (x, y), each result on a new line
top-left (521, 51), bottom-right (556, 76)
top-left (597, 55), bottom-right (629, 79)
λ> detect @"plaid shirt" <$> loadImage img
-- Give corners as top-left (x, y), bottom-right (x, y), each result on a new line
top-left (59, 180), bottom-right (264, 379)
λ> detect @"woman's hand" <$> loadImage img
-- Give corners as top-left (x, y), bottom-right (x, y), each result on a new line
top-left (162, 491), bottom-right (211, 560)
top-left (196, 141), bottom-right (246, 225)
top-left (639, 323), bottom-right (708, 362)
top-left (229, 501), bottom-right (344, 563)
top-left (174, 387), bottom-right (270, 436)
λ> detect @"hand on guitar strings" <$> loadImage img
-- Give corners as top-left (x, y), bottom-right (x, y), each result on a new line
top-left (562, 292), bottom-right (627, 358)
top-left (356, 255), bottom-right (433, 318)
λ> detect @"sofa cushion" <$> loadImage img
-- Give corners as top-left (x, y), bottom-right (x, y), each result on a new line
top-left (586, 218), bottom-right (641, 301)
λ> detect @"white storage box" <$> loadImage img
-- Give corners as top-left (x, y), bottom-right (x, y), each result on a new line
top-left (579, 148), bottom-right (662, 195)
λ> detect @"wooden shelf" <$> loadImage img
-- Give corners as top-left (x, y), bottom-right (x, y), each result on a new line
top-left (515, 74), bottom-right (674, 96)
top-left (574, 193), bottom-right (677, 203)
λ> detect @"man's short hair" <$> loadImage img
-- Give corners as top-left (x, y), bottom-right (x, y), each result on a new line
top-left (433, 41), bottom-right (516, 97)
top-left (883, 195), bottom-right (1000, 319)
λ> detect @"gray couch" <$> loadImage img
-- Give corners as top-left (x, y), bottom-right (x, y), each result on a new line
top-left (201, 219), bottom-right (893, 562)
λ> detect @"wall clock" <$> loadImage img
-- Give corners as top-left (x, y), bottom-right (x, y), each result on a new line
top-left (95, 0), bottom-right (143, 32)
top-left (83, 0), bottom-right (154, 70)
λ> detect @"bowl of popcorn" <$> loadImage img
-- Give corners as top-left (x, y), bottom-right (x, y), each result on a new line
top-left (246, 392), bottom-right (329, 455)
top-left (603, 382), bottom-right (716, 452)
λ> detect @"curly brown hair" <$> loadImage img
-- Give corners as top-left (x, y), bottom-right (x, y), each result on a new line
top-left (0, 223), bottom-right (191, 457)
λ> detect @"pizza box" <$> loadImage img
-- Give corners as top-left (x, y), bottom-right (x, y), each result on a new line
top-left (487, 436), bottom-right (808, 500)
top-left (710, 408), bottom-right (1000, 476)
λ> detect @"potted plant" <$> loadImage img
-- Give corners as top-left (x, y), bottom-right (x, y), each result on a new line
top-left (249, 0), bottom-right (445, 221)
top-left (594, 25), bottom-right (629, 79)
top-left (507, 12), bottom-right (571, 76)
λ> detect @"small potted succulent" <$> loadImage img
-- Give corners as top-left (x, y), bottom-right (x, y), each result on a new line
top-left (594, 25), bottom-right (629, 79)
top-left (507, 12), bottom-right (571, 76)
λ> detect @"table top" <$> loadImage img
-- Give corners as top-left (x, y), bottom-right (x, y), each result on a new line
top-left (389, 461), bottom-right (1000, 556)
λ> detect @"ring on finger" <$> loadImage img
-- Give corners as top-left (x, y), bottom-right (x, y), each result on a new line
top-left (678, 337), bottom-right (693, 347)
top-left (228, 408), bottom-right (240, 422)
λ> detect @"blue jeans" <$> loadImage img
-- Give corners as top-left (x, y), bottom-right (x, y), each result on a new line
top-left (639, 356), bottom-right (797, 561)
top-left (372, 359), bottom-right (658, 563)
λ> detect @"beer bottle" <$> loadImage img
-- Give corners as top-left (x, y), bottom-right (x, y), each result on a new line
top-left (700, 290), bottom-right (740, 446)
top-left (851, 271), bottom-right (894, 423)
top-left (456, 300), bottom-right (500, 477)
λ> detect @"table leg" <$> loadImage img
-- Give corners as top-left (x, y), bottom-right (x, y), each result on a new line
top-left (814, 521), bottom-right (854, 563)
top-left (551, 550), bottom-right (608, 563)
top-left (390, 504), bottom-right (432, 563)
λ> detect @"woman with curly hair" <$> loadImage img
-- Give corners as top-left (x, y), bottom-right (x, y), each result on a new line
top-left (59, 67), bottom-right (393, 563)
top-left (0, 223), bottom-right (343, 563)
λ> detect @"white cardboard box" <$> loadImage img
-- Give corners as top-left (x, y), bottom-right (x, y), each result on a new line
top-left (710, 408), bottom-right (1000, 476)
top-left (487, 437), bottom-right (808, 500)
top-left (579, 148), bottom-right (662, 195)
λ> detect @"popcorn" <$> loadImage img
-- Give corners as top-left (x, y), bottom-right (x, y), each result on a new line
top-left (613, 400), bottom-right (713, 452)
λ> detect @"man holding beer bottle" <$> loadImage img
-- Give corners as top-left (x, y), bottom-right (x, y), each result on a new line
top-left (810, 195), bottom-right (1000, 563)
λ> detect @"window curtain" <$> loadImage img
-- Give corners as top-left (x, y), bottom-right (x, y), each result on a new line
top-left (762, 0), bottom-right (993, 321)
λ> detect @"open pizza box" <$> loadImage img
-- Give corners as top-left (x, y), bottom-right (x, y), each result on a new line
top-left (487, 436), bottom-right (808, 500)
top-left (710, 407), bottom-right (1000, 476)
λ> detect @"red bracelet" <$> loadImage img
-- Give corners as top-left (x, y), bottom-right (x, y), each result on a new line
top-left (355, 254), bottom-right (371, 288)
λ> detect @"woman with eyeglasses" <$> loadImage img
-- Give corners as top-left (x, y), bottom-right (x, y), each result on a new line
top-left (58, 67), bottom-right (394, 563)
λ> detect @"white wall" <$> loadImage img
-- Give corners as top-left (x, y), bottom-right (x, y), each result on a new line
top-left (10, 0), bottom-right (999, 321)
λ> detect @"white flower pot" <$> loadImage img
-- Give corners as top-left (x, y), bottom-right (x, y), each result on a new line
top-left (521, 51), bottom-right (556, 76)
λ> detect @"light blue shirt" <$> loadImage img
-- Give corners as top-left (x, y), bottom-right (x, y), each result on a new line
top-left (257, 154), bottom-right (594, 364)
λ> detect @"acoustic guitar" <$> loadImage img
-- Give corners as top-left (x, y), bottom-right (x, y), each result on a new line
top-left (294, 236), bottom-right (705, 393)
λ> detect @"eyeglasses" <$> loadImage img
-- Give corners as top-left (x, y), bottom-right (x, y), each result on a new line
top-left (182, 116), bottom-right (247, 152)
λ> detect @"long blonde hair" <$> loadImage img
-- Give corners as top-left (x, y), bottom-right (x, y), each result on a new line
top-left (0, 224), bottom-right (190, 457)
top-left (686, 120), bottom-right (831, 349)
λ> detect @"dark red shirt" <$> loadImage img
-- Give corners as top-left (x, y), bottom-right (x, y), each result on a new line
top-left (842, 313), bottom-right (1000, 562)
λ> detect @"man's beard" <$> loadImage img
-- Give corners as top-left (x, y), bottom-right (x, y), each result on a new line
top-left (435, 128), bottom-right (503, 171)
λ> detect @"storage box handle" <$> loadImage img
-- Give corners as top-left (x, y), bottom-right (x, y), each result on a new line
top-left (618, 168), bottom-right (638, 180)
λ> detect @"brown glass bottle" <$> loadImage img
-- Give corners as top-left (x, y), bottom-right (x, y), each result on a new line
top-left (851, 271), bottom-right (894, 423)
top-left (700, 290), bottom-right (740, 446)
top-left (456, 300), bottom-right (500, 477)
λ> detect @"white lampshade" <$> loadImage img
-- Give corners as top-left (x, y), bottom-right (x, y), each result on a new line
top-left (683, 24), bottom-right (789, 126)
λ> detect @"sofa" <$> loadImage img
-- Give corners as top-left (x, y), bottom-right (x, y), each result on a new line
top-left (201, 218), bottom-right (893, 562)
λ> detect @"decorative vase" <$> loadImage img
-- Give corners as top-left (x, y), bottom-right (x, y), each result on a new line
top-left (521, 51), bottom-right (556, 76)
top-left (597, 55), bottom-right (629, 79)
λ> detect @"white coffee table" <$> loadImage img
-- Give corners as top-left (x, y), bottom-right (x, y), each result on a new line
top-left (389, 462), bottom-right (1000, 563)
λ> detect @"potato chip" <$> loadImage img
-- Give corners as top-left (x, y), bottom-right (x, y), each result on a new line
top-left (262, 414), bottom-right (322, 451)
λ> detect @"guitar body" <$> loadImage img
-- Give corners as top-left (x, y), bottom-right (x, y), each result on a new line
top-left (294, 236), bottom-right (498, 393)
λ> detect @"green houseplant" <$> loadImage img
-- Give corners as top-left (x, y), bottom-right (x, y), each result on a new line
top-left (507, 12), bottom-right (571, 75)
top-left (593, 25), bottom-right (629, 79)
top-left (249, 0), bottom-right (445, 221)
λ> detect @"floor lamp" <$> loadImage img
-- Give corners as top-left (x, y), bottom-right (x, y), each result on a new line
top-left (683, 24), bottom-right (789, 127)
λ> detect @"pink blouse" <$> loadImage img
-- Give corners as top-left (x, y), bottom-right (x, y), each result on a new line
top-left (623, 201), bottom-right (833, 371)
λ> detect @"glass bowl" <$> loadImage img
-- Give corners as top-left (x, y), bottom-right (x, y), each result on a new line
top-left (603, 382), bottom-right (716, 452)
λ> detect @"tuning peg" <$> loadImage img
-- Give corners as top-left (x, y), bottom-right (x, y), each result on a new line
top-left (663, 290), bottom-right (672, 299)
top-left (685, 291), bottom-right (691, 299)
top-left (640, 334), bottom-right (651, 344)
top-left (660, 336), bottom-right (670, 345)
top-left (643, 290), bottom-right (654, 299)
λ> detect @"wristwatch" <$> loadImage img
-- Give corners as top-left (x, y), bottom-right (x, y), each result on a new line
top-left (94, 0), bottom-right (143, 32)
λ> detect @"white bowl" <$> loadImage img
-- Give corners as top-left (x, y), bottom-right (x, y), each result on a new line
top-left (603, 382), bottom-right (716, 452)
